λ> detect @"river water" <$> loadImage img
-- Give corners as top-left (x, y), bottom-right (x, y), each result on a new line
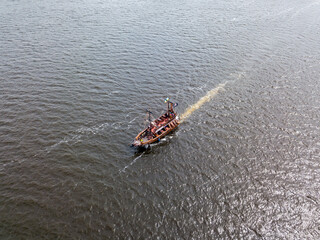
top-left (1, 0), bottom-right (320, 239)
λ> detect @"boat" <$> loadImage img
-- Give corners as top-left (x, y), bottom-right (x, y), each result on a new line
top-left (132, 98), bottom-right (180, 148)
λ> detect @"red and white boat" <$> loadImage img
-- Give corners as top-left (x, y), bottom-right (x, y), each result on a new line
top-left (132, 99), bottom-right (179, 148)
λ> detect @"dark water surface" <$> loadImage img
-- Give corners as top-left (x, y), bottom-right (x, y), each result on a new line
top-left (1, 0), bottom-right (320, 239)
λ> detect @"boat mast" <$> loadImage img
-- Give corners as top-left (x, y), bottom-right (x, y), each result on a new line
top-left (165, 97), bottom-right (171, 112)
top-left (165, 98), bottom-right (177, 113)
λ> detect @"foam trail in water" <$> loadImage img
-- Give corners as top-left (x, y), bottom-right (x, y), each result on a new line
top-left (180, 82), bottom-right (226, 122)
top-left (120, 152), bottom-right (145, 173)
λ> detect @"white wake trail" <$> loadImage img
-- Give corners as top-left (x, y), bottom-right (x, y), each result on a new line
top-left (180, 82), bottom-right (226, 122)
top-left (120, 152), bottom-right (145, 173)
